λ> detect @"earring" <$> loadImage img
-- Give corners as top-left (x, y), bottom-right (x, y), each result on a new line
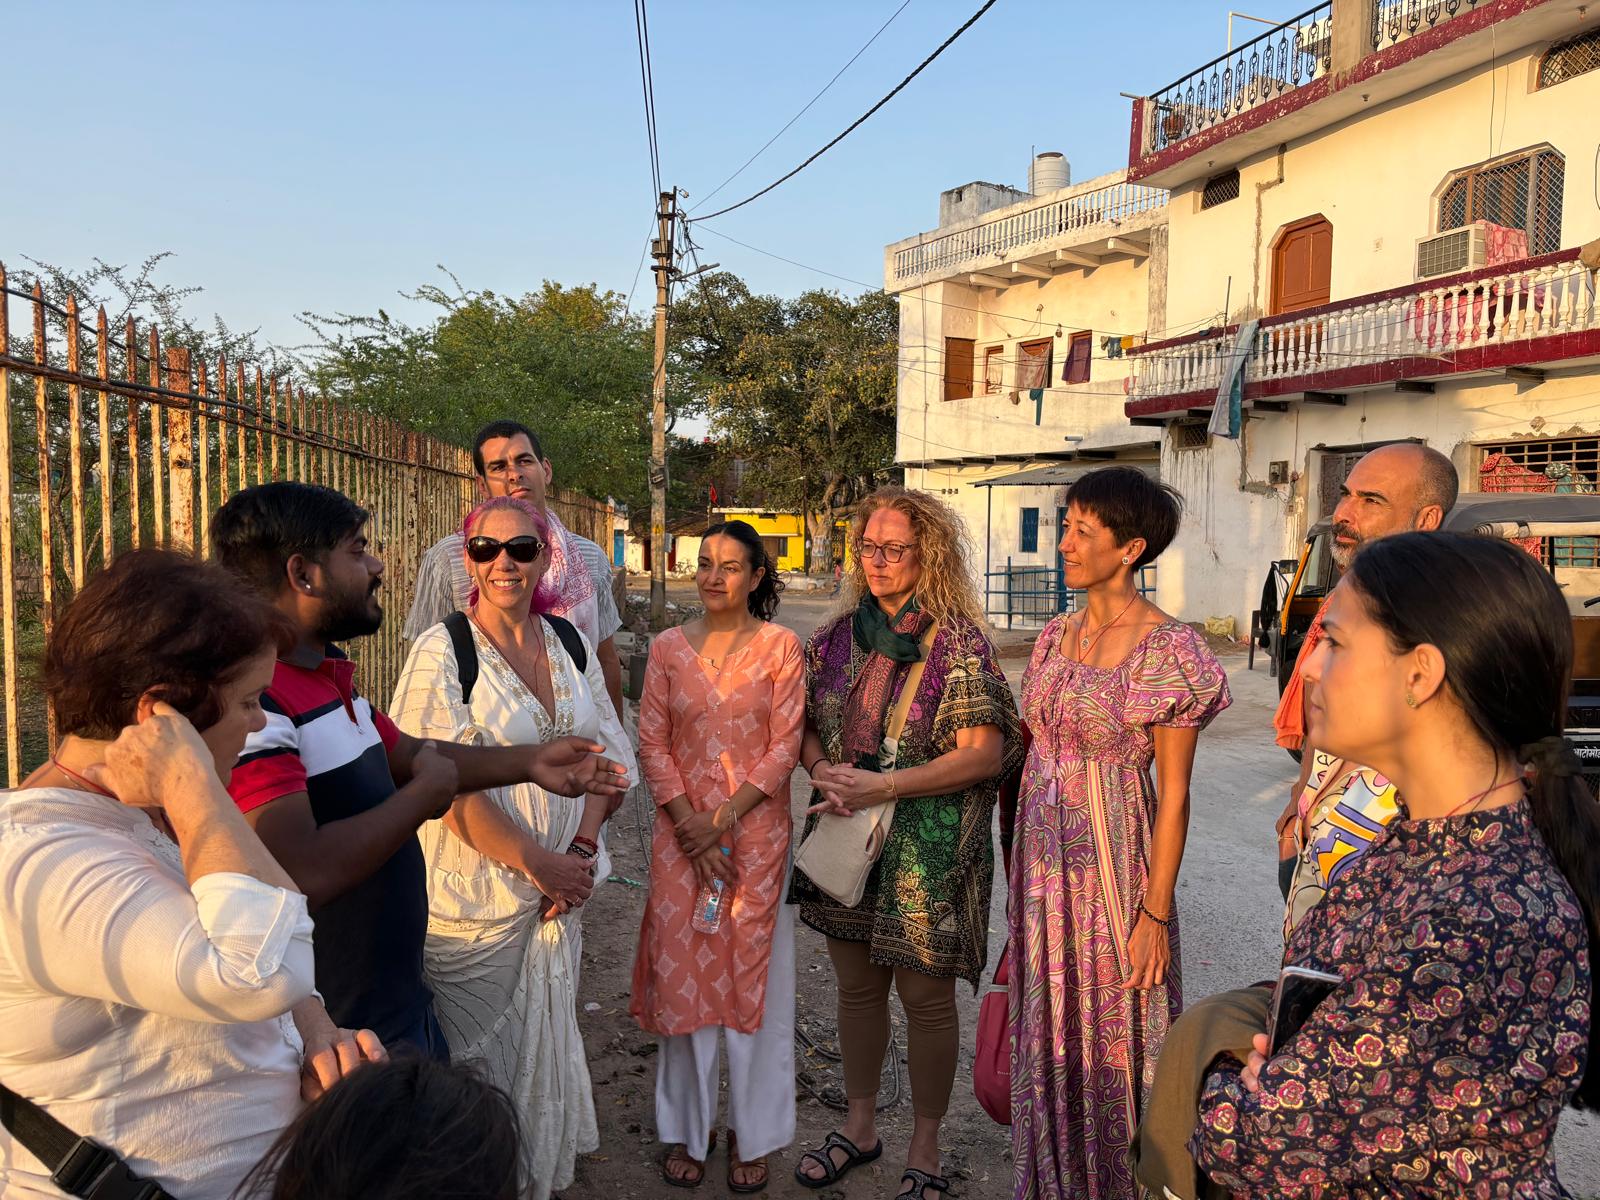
top-left (1405, 692), bottom-right (1417, 709)
top-left (1121, 556), bottom-right (1131, 565)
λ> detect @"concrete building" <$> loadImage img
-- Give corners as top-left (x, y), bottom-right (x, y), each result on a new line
top-left (886, 157), bottom-right (1172, 624)
top-left (1122, 0), bottom-right (1600, 628)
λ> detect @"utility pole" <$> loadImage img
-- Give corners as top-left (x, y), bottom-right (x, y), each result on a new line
top-left (648, 189), bottom-right (675, 627)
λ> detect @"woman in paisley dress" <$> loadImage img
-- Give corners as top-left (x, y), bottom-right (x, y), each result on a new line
top-left (1010, 466), bottom-right (1231, 1200)
top-left (390, 497), bottom-right (636, 1200)
top-left (793, 486), bottom-right (1021, 1200)
top-left (1194, 532), bottom-right (1597, 1197)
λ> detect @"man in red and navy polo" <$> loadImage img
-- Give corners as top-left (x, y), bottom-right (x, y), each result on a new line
top-left (212, 482), bottom-right (627, 1057)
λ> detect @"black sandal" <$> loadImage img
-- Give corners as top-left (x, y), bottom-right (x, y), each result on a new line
top-left (897, 1167), bottom-right (951, 1198)
top-left (662, 1130), bottom-right (717, 1189)
top-left (793, 1129), bottom-right (883, 1189)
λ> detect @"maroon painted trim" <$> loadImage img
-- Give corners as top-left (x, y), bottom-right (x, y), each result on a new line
top-left (1132, 324), bottom-right (1235, 356)
top-left (1128, 0), bottom-right (1562, 181)
top-left (1123, 325), bottom-right (1600, 418)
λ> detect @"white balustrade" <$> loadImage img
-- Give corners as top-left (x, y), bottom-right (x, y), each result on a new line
top-left (1130, 256), bottom-right (1598, 402)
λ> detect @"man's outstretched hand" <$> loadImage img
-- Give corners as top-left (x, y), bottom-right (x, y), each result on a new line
top-left (529, 737), bottom-right (630, 798)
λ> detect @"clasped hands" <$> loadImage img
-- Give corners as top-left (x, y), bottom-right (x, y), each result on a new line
top-left (805, 759), bottom-right (895, 818)
top-left (672, 803), bottom-right (739, 891)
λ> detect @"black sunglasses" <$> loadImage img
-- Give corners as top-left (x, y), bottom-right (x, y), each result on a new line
top-left (465, 535), bottom-right (546, 564)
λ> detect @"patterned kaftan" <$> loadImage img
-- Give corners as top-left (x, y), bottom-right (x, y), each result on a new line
top-left (1009, 619), bottom-right (1230, 1200)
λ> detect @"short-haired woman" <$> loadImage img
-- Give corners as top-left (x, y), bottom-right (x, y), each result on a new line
top-left (1009, 467), bottom-right (1231, 1200)
top-left (388, 496), bottom-right (636, 1200)
top-left (0, 549), bottom-right (378, 1200)
top-left (793, 488), bottom-right (1021, 1200)
top-left (1195, 532), bottom-right (1597, 1196)
top-left (631, 521), bottom-right (804, 1193)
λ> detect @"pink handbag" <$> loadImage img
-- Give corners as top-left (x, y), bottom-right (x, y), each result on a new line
top-left (973, 943), bottom-right (1012, 1124)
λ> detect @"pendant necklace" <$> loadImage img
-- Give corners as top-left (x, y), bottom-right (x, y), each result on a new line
top-left (1077, 592), bottom-right (1140, 657)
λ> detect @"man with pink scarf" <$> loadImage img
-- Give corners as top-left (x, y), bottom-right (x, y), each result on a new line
top-left (404, 420), bottom-right (625, 718)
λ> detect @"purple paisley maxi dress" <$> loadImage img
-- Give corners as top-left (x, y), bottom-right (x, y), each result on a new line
top-left (1008, 618), bottom-right (1230, 1200)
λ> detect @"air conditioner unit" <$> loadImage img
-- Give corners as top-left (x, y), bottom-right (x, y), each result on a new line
top-left (1415, 223), bottom-right (1490, 280)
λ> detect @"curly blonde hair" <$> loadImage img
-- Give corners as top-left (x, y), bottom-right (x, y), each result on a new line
top-left (832, 486), bottom-right (990, 633)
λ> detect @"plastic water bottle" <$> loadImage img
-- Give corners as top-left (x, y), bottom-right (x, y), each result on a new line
top-left (691, 847), bottom-right (734, 934)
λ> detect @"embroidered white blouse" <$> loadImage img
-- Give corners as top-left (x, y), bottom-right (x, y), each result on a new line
top-left (0, 785), bottom-right (315, 1199)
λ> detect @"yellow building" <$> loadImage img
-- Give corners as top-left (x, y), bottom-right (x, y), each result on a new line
top-left (712, 508), bottom-right (807, 572)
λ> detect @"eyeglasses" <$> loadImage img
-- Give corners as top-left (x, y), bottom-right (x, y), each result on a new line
top-left (857, 539), bottom-right (917, 564)
top-left (465, 535), bottom-right (546, 564)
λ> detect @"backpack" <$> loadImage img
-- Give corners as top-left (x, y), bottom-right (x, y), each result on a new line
top-left (442, 610), bottom-right (587, 706)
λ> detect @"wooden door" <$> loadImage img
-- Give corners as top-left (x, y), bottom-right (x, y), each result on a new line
top-left (1271, 216), bottom-right (1333, 315)
top-left (1318, 450), bottom-right (1366, 517)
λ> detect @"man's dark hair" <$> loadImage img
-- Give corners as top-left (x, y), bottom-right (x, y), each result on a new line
top-left (43, 548), bottom-right (294, 738)
top-left (211, 482), bottom-right (369, 597)
top-left (241, 1058), bottom-right (524, 1200)
top-left (1063, 466), bottom-right (1186, 570)
top-left (471, 421), bottom-right (545, 479)
top-left (1413, 445), bottom-right (1460, 517)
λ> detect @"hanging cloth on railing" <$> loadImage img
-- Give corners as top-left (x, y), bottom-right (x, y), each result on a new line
top-left (1208, 319), bottom-right (1257, 441)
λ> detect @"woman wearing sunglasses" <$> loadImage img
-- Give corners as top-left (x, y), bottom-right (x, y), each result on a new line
top-left (389, 496), bottom-right (636, 1200)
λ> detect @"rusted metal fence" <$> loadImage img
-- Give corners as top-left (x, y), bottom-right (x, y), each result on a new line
top-left (0, 264), bottom-right (614, 784)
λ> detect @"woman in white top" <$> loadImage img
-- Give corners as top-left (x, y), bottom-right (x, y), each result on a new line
top-left (390, 497), bottom-right (636, 1200)
top-left (0, 549), bottom-right (381, 1200)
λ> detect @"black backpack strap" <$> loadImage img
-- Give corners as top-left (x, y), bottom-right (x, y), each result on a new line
top-left (442, 610), bottom-right (479, 706)
top-left (543, 614), bottom-right (588, 674)
top-left (0, 1082), bottom-right (173, 1199)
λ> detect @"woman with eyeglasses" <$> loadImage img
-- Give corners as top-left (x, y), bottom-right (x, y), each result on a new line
top-left (791, 487), bottom-right (1021, 1200)
top-left (389, 496), bottom-right (636, 1200)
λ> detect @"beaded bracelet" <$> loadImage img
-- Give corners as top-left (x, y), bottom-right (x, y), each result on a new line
top-left (1138, 902), bottom-right (1175, 927)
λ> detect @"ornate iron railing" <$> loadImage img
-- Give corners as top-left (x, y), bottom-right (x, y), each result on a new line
top-left (1147, 2), bottom-right (1333, 152)
top-left (1371, 0), bottom-right (1486, 52)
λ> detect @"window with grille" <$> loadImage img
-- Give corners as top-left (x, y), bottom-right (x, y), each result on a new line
top-left (1172, 420), bottom-right (1209, 452)
top-left (1539, 30), bottom-right (1600, 88)
top-left (984, 345), bottom-right (1004, 394)
top-left (1477, 437), bottom-right (1600, 567)
top-left (1201, 169), bottom-right (1241, 209)
top-left (1020, 507), bottom-right (1040, 553)
top-left (1437, 148), bottom-right (1564, 256)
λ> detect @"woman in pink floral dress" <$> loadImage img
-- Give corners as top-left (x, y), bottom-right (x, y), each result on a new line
top-left (1009, 468), bottom-right (1230, 1200)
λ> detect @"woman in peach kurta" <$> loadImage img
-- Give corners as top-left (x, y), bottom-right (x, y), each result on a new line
top-left (630, 522), bottom-right (804, 1193)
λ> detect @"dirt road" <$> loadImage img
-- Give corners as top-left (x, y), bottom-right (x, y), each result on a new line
top-left (563, 580), bottom-right (1599, 1200)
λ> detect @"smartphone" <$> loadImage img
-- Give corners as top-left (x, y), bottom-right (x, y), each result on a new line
top-left (1268, 964), bottom-right (1343, 1054)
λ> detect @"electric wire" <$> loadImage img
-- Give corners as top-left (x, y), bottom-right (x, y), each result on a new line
top-left (691, 0), bottom-right (914, 214)
top-left (695, 0), bottom-right (1000, 221)
top-left (634, 0), bottom-right (663, 199)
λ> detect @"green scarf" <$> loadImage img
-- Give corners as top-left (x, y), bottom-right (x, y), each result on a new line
top-left (852, 595), bottom-right (926, 663)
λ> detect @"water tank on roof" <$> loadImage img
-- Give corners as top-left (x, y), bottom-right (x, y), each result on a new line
top-left (1029, 151), bottom-right (1070, 195)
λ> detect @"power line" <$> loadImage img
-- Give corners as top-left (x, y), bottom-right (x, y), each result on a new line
top-left (633, 0), bottom-right (663, 199)
top-left (690, 0), bottom-right (914, 214)
top-left (696, 0), bottom-right (999, 221)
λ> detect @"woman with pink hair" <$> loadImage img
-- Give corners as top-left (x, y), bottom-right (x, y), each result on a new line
top-left (389, 496), bottom-right (635, 1200)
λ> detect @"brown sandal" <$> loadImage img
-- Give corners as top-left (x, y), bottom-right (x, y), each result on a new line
top-left (726, 1131), bottom-right (768, 1194)
top-left (662, 1130), bottom-right (717, 1189)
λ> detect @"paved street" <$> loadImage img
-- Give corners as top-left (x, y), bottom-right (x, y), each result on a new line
top-left (579, 580), bottom-right (1597, 1198)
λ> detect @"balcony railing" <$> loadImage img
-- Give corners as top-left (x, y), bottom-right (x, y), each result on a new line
top-left (1130, 250), bottom-right (1598, 402)
top-left (1147, 1), bottom-right (1333, 153)
top-left (1371, 0), bottom-right (1487, 51)
top-left (889, 177), bottom-right (1168, 286)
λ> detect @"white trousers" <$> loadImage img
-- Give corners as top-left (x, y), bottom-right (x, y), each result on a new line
top-left (654, 903), bottom-right (796, 1161)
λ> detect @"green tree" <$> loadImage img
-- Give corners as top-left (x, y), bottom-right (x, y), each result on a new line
top-left (671, 276), bottom-right (898, 570)
top-left (303, 274), bottom-right (654, 508)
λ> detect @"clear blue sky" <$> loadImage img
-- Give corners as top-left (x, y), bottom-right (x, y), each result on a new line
top-left (6, 0), bottom-right (1307, 349)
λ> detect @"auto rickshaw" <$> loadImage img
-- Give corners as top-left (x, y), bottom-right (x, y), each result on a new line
top-left (1259, 491), bottom-right (1600, 784)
